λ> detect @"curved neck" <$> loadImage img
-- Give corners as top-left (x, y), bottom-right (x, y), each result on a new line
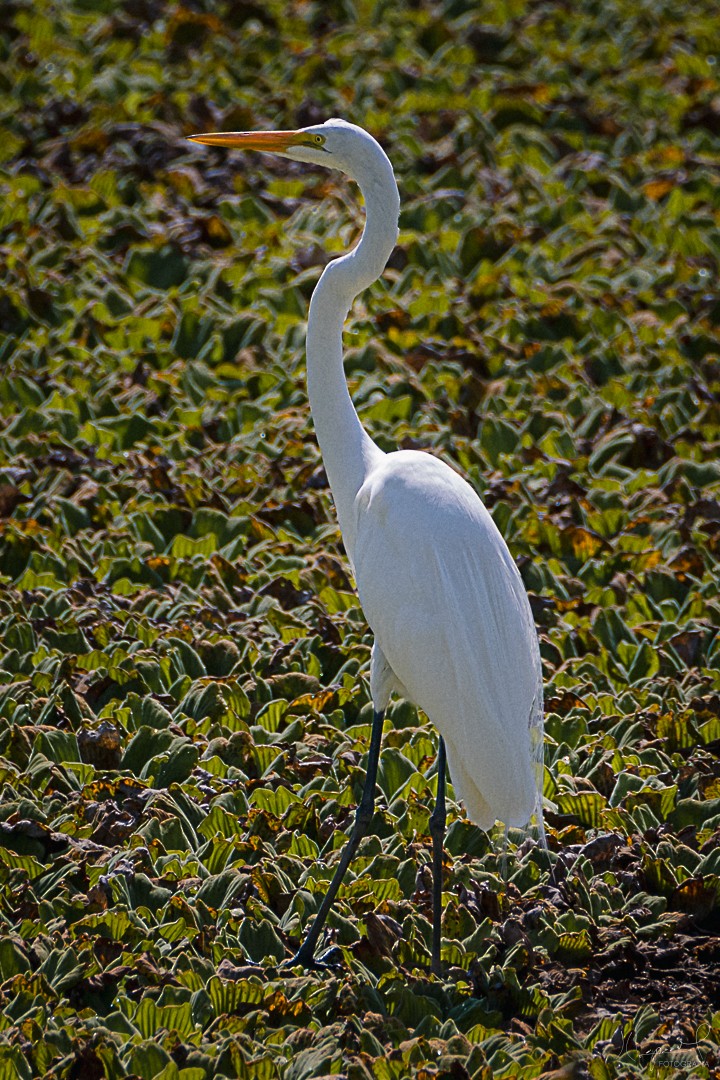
top-left (306, 154), bottom-right (400, 564)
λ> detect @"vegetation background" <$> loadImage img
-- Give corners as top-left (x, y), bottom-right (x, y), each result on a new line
top-left (1, 0), bottom-right (719, 1076)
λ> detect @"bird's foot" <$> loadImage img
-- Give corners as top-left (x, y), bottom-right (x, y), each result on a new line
top-left (282, 944), bottom-right (344, 971)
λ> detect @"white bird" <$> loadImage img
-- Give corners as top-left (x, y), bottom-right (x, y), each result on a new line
top-left (189, 119), bottom-right (544, 972)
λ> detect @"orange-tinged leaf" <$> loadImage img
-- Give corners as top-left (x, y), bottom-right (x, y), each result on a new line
top-left (636, 548), bottom-right (663, 570)
top-left (561, 525), bottom-right (607, 560)
top-left (531, 83), bottom-right (551, 103)
top-left (643, 178), bottom-right (674, 200)
top-left (290, 689), bottom-right (337, 713)
top-left (146, 555), bottom-right (171, 570)
top-left (540, 299), bottom-right (566, 318)
top-left (651, 145), bottom-right (685, 165)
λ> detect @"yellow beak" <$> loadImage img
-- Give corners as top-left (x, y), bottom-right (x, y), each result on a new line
top-left (187, 130), bottom-right (303, 152)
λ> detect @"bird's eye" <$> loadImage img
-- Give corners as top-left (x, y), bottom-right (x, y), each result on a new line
top-left (314, 135), bottom-right (324, 145)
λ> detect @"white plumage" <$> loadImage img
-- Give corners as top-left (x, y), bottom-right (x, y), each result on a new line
top-left (190, 118), bottom-right (545, 967)
top-left (354, 449), bottom-right (543, 831)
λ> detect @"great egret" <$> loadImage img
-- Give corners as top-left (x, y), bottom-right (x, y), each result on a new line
top-left (189, 119), bottom-right (544, 973)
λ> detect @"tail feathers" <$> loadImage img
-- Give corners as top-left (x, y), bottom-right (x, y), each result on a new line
top-left (444, 741), bottom-right (495, 832)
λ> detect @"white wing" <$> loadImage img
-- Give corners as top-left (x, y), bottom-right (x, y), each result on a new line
top-left (352, 449), bottom-right (543, 831)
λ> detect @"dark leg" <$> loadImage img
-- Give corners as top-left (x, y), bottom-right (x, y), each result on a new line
top-left (285, 709), bottom-right (385, 968)
top-left (429, 736), bottom-right (447, 976)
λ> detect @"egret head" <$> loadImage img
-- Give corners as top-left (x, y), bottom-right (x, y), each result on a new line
top-left (188, 118), bottom-right (388, 185)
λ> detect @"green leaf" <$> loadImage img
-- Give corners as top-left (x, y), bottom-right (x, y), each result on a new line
top-left (207, 975), bottom-right (264, 1014)
top-left (126, 245), bottom-right (189, 289)
top-left (377, 747), bottom-right (416, 801)
top-left (250, 785), bottom-right (299, 817)
top-left (126, 1041), bottom-right (172, 1080)
top-left (556, 791), bottom-right (604, 828)
top-left (238, 917), bottom-right (285, 962)
top-left (0, 939), bottom-right (30, 979)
